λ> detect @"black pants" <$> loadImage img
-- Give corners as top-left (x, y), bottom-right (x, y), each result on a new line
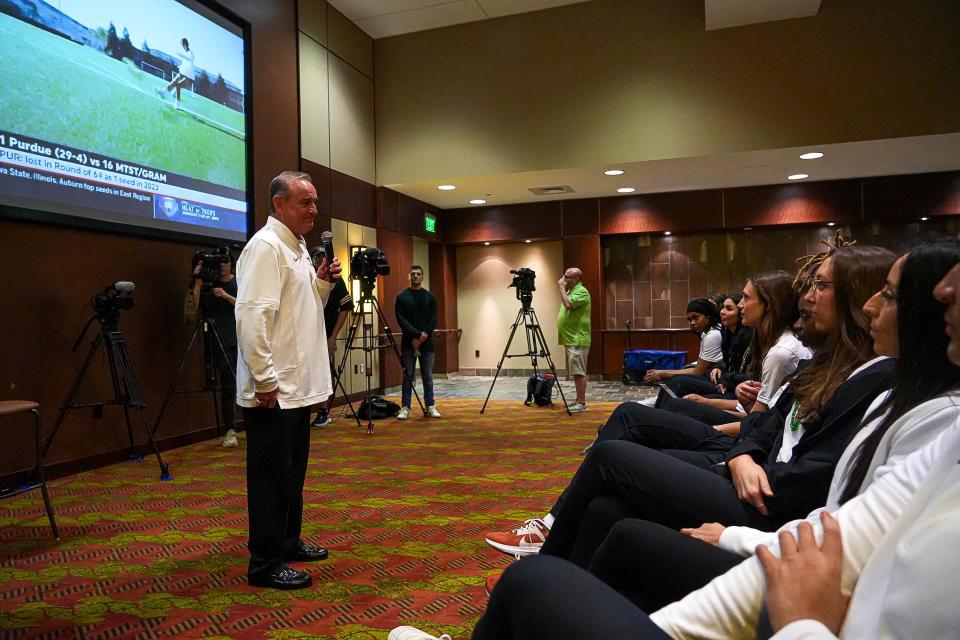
top-left (659, 373), bottom-right (716, 400)
top-left (541, 440), bottom-right (774, 567)
top-left (589, 519), bottom-right (742, 611)
top-left (656, 395), bottom-right (741, 426)
top-left (244, 405), bottom-right (311, 578)
top-left (472, 555), bottom-right (670, 640)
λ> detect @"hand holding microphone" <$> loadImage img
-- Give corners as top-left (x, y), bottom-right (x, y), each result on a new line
top-left (315, 231), bottom-right (342, 281)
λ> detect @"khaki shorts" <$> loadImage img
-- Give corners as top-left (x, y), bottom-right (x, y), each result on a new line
top-left (565, 346), bottom-right (589, 377)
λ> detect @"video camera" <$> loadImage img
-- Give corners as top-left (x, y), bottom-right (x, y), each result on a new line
top-left (350, 247), bottom-right (390, 295)
top-left (192, 246), bottom-right (231, 290)
top-left (92, 281), bottom-right (135, 327)
top-left (508, 267), bottom-right (536, 309)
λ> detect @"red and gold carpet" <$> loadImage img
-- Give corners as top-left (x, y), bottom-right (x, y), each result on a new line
top-left (0, 399), bottom-right (617, 639)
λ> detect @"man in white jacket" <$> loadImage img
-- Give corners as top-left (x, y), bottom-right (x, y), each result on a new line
top-left (236, 171), bottom-right (341, 590)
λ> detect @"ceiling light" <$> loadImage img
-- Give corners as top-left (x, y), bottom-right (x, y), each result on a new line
top-left (617, 187), bottom-right (635, 193)
top-left (800, 152), bottom-right (824, 160)
top-left (470, 199), bottom-right (486, 205)
top-left (787, 173), bottom-right (808, 181)
top-left (604, 169), bottom-right (624, 176)
top-left (437, 184), bottom-right (456, 191)
top-left (920, 216), bottom-right (929, 221)
top-left (664, 231), bottom-right (672, 236)
top-left (484, 241), bottom-right (491, 246)
top-left (525, 239), bottom-right (532, 243)
top-left (743, 227), bottom-right (752, 231)
top-left (827, 222), bottom-right (836, 227)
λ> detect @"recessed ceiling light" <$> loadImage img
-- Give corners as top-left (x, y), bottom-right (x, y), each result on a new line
top-left (484, 241), bottom-right (491, 246)
top-left (800, 152), bottom-right (824, 160)
top-left (787, 173), bottom-right (809, 181)
top-left (920, 216), bottom-right (929, 221)
top-left (617, 187), bottom-right (635, 193)
top-left (525, 239), bottom-right (532, 243)
top-left (437, 184), bottom-right (456, 191)
top-left (470, 199), bottom-right (486, 205)
top-left (664, 231), bottom-right (672, 236)
top-left (743, 227), bottom-right (752, 231)
top-left (827, 222), bottom-right (836, 227)
top-left (604, 169), bottom-right (625, 176)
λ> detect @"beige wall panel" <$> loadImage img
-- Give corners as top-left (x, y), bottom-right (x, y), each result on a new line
top-left (330, 56), bottom-right (376, 184)
top-left (328, 5), bottom-right (374, 79)
top-left (457, 241), bottom-right (563, 369)
top-left (298, 33), bottom-right (331, 167)
top-left (375, 0), bottom-right (960, 184)
top-left (298, 0), bottom-right (328, 46)
top-left (413, 236), bottom-right (430, 289)
top-left (336, 219), bottom-right (380, 393)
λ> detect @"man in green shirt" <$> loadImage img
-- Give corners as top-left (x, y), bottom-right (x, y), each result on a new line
top-left (557, 267), bottom-right (591, 412)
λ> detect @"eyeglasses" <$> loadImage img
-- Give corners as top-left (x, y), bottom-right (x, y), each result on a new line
top-left (811, 277), bottom-right (833, 293)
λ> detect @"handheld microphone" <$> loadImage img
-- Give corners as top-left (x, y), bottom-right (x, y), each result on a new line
top-left (321, 231), bottom-right (338, 279)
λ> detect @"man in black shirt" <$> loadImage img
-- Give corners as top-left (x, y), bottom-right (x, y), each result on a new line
top-left (312, 269), bottom-right (353, 427)
top-left (394, 265), bottom-right (439, 419)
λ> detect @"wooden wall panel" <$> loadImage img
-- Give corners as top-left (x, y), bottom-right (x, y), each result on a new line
top-left (599, 190), bottom-right (723, 234)
top-left (723, 180), bottom-right (861, 229)
top-left (442, 202), bottom-right (562, 244)
top-left (562, 198), bottom-right (599, 236)
top-left (862, 171), bottom-right (960, 222)
top-left (301, 159), bottom-right (333, 218)
top-left (429, 243), bottom-right (459, 374)
top-left (600, 330), bottom-right (700, 376)
top-left (563, 235), bottom-right (602, 374)
top-left (331, 168), bottom-right (376, 227)
top-left (376, 228), bottom-right (413, 388)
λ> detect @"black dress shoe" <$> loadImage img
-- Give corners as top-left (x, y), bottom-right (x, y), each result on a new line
top-left (285, 541), bottom-right (329, 562)
top-left (248, 565), bottom-right (312, 590)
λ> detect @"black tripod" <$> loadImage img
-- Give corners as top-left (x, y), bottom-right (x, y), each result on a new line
top-left (481, 292), bottom-right (571, 415)
top-left (151, 292), bottom-right (237, 441)
top-left (43, 312), bottom-right (170, 480)
top-left (334, 279), bottom-right (424, 434)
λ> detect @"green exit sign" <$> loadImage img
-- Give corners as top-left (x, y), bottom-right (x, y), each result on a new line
top-left (424, 213), bottom-right (437, 233)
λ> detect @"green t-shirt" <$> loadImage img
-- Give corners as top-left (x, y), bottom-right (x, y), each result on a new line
top-left (557, 283), bottom-right (591, 347)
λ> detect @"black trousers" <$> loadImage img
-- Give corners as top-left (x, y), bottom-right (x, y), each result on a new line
top-left (589, 518), bottom-right (742, 611)
top-left (541, 440), bottom-right (774, 568)
top-left (244, 405), bottom-right (311, 577)
top-left (472, 555), bottom-right (670, 640)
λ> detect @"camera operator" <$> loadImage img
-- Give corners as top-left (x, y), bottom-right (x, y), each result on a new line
top-left (312, 247), bottom-right (353, 427)
top-left (558, 267), bottom-right (591, 412)
top-left (395, 265), bottom-right (440, 420)
top-left (191, 250), bottom-right (239, 441)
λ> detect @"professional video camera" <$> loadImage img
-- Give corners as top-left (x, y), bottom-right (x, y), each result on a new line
top-left (192, 246), bottom-right (231, 290)
top-left (508, 267), bottom-right (536, 308)
top-left (350, 247), bottom-right (390, 295)
top-left (91, 281), bottom-right (135, 328)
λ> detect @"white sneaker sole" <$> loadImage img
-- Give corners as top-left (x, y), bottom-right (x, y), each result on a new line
top-left (483, 537), bottom-right (542, 557)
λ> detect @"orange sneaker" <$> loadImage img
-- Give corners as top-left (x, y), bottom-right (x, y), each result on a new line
top-left (483, 517), bottom-right (549, 557)
top-left (484, 571), bottom-right (502, 596)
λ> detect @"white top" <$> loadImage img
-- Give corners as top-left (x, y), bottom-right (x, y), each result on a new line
top-left (235, 216), bottom-right (334, 409)
top-left (757, 331), bottom-right (811, 406)
top-left (719, 391), bottom-right (960, 556)
top-left (699, 327), bottom-right (723, 364)
top-left (651, 416), bottom-right (960, 640)
top-left (776, 357), bottom-right (889, 464)
top-left (178, 48), bottom-right (195, 78)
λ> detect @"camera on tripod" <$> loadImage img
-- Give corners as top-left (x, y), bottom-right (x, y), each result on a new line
top-left (349, 247), bottom-right (390, 294)
top-left (508, 267), bottom-right (536, 308)
top-left (192, 246), bottom-right (231, 292)
top-left (91, 281), bottom-right (135, 327)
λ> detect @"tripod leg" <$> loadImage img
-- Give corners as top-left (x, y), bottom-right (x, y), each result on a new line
top-left (481, 308), bottom-right (526, 414)
top-left (333, 310), bottom-right (364, 428)
top-left (208, 323), bottom-right (236, 436)
top-left (151, 323), bottom-right (203, 439)
top-left (42, 331), bottom-right (105, 460)
top-left (104, 339), bottom-right (141, 459)
top-left (372, 298), bottom-right (425, 415)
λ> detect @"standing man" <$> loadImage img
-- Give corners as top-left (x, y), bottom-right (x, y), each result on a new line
top-left (235, 171), bottom-right (341, 590)
top-left (557, 267), bottom-right (591, 413)
top-left (395, 265), bottom-right (440, 420)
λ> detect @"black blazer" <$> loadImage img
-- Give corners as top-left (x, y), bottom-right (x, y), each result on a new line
top-left (724, 357), bottom-right (895, 525)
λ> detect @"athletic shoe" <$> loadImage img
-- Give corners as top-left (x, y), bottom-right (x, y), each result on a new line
top-left (312, 412), bottom-right (332, 427)
top-left (568, 402), bottom-right (588, 413)
top-left (397, 406), bottom-right (410, 420)
top-left (484, 517), bottom-right (549, 557)
top-left (221, 429), bottom-right (238, 448)
top-left (387, 626), bottom-right (451, 640)
top-left (484, 571), bottom-right (502, 596)
top-left (635, 396), bottom-right (658, 407)
top-left (427, 405), bottom-right (441, 418)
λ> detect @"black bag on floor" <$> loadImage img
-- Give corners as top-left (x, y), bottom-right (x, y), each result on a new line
top-left (358, 396), bottom-right (400, 420)
top-left (525, 372), bottom-right (557, 407)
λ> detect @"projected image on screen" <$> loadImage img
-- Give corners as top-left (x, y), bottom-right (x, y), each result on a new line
top-left (0, 0), bottom-right (248, 241)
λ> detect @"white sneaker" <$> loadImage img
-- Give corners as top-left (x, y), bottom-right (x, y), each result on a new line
top-left (568, 402), bottom-right (588, 413)
top-left (388, 627), bottom-right (451, 640)
top-left (221, 429), bottom-right (238, 447)
top-left (397, 406), bottom-right (410, 420)
top-left (483, 517), bottom-right (549, 557)
top-left (636, 396), bottom-right (658, 407)
top-left (427, 405), bottom-right (441, 418)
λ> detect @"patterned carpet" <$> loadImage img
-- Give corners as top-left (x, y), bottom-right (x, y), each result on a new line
top-left (0, 398), bottom-right (618, 639)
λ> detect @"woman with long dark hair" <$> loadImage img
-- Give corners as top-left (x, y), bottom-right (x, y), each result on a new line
top-left (641, 298), bottom-right (723, 385)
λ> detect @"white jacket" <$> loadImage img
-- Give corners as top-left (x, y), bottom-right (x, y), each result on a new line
top-left (235, 216), bottom-right (334, 409)
top-left (651, 417), bottom-right (960, 639)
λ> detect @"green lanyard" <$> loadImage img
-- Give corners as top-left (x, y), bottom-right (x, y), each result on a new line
top-left (788, 400), bottom-right (804, 432)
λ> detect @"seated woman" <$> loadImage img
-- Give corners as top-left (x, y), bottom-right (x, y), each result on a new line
top-left (641, 298), bottom-right (723, 389)
top-left (483, 245), bottom-right (894, 562)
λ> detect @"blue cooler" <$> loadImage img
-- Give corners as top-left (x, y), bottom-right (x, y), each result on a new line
top-left (622, 350), bottom-right (688, 385)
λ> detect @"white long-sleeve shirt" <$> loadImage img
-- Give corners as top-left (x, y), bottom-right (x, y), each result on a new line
top-left (651, 417), bottom-right (960, 639)
top-left (235, 216), bottom-right (333, 409)
top-left (719, 392), bottom-right (960, 556)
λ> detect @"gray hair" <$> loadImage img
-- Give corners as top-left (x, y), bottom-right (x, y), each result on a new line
top-left (269, 171), bottom-right (313, 213)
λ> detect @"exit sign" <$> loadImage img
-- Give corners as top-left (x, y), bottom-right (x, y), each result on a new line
top-left (424, 213), bottom-right (437, 233)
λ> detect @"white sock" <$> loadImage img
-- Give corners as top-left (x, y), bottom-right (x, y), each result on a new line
top-left (543, 513), bottom-right (555, 529)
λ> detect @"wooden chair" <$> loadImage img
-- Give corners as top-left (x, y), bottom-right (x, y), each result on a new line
top-left (0, 401), bottom-right (60, 539)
